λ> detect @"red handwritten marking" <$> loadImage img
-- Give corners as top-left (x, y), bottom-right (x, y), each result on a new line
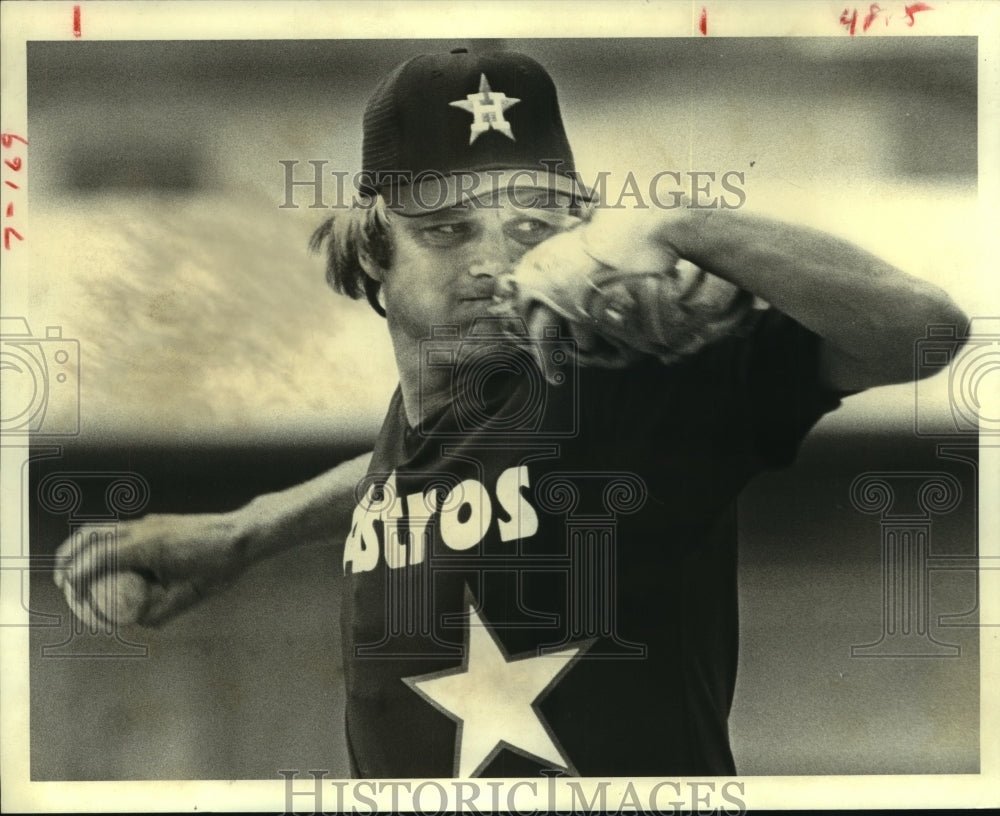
top-left (2, 131), bottom-right (26, 248)
top-left (863, 4), bottom-right (883, 30)
top-left (904, 3), bottom-right (932, 25)
top-left (4, 227), bottom-right (24, 249)
top-left (841, 4), bottom-right (930, 33)
top-left (840, 8), bottom-right (858, 35)
top-left (699, 7), bottom-right (708, 35)
top-left (73, 5), bottom-right (81, 38)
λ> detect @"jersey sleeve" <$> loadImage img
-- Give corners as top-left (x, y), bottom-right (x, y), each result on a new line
top-left (726, 308), bottom-right (851, 468)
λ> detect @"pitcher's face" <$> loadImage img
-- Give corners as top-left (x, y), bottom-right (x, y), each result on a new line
top-left (377, 190), bottom-right (581, 341)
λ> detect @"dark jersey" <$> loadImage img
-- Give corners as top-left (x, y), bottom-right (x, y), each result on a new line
top-left (340, 311), bottom-right (844, 778)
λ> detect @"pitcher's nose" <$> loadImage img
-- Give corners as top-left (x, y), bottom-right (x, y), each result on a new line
top-left (468, 260), bottom-right (509, 279)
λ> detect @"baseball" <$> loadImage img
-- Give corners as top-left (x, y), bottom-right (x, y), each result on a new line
top-left (89, 570), bottom-right (149, 625)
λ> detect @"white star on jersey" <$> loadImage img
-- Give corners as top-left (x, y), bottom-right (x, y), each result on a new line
top-left (449, 73), bottom-right (520, 144)
top-left (403, 604), bottom-right (586, 777)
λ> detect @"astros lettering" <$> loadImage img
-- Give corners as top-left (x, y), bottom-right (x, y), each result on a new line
top-left (343, 466), bottom-right (539, 574)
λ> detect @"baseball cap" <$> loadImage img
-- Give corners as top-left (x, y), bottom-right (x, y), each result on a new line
top-left (360, 48), bottom-right (588, 214)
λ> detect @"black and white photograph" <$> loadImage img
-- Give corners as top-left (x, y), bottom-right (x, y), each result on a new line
top-left (1, 1), bottom-right (997, 812)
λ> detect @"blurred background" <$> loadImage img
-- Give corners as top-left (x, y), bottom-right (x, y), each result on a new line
top-left (21, 37), bottom-right (982, 778)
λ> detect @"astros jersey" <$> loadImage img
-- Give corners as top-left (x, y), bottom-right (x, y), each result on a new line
top-left (340, 311), bottom-right (843, 778)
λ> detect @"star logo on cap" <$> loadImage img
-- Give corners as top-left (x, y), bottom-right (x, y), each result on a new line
top-left (450, 74), bottom-right (520, 144)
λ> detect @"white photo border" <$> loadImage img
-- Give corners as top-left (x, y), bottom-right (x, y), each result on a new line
top-left (2, 1), bottom-right (998, 812)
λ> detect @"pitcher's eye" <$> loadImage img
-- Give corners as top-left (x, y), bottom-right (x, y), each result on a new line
top-left (418, 222), bottom-right (472, 246)
top-left (506, 218), bottom-right (560, 245)
top-left (428, 223), bottom-right (467, 235)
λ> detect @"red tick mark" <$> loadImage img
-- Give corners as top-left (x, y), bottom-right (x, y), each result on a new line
top-left (4, 181), bottom-right (20, 190)
top-left (5, 203), bottom-right (13, 217)
top-left (73, 5), bottom-right (81, 38)
top-left (4, 157), bottom-right (23, 172)
top-left (4, 227), bottom-right (25, 249)
top-left (699, 7), bottom-right (708, 35)
top-left (1, 133), bottom-right (28, 148)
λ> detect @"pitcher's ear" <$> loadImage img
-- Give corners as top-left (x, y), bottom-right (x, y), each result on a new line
top-left (358, 248), bottom-right (385, 282)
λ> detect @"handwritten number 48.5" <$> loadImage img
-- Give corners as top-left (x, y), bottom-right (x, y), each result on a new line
top-left (840, 3), bottom-right (933, 35)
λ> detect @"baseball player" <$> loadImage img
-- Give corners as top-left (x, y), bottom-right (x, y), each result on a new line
top-left (55, 49), bottom-right (966, 778)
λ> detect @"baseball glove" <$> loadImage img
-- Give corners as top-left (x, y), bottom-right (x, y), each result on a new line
top-left (493, 225), bottom-right (763, 368)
